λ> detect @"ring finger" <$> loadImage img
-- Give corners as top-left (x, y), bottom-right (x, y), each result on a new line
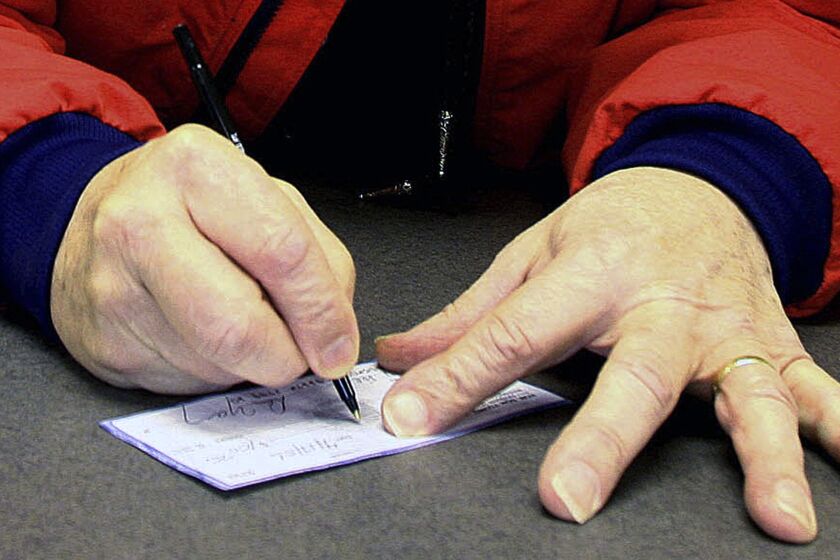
top-left (713, 354), bottom-right (817, 543)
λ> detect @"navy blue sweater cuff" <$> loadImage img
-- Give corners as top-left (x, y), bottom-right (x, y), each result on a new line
top-left (0, 112), bottom-right (142, 340)
top-left (593, 103), bottom-right (832, 305)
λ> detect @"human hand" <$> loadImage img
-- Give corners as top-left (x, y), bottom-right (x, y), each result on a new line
top-left (376, 167), bottom-right (840, 543)
top-left (52, 124), bottom-right (358, 394)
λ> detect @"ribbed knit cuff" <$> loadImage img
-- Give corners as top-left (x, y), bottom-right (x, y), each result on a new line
top-left (0, 112), bottom-right (142, 340)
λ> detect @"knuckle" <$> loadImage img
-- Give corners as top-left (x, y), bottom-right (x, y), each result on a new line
top-left (656, 300), bottom-right (696, 325)
top-left (323, 295), bottom-right (353, 326)
top-left (261, 224), bottom-right (311, 276)
top-left (614, 357), bottom-right (677, 411)
top-left (297, 288), bottom-right (349, 326)
top-left (156, 125), bottom-right (225, 175)
top-left (440, 301), bottom-right (460, 322)
top-left (195, 312), bottom-right (266, 367)
top-left (440, 298), bottom-right (473, 331)
top-left (581, 422), bottom-right (630, 467)
top-left (740, 372), bottom-right (799, 416)
top-left (91, 196), bottom-right (129, 243)
top-left (709, 307), bottom-right (761, 338)
top-left (569, 235), bottom-right (629, 278)
top-left (89, 336), bottom-right (149, 375)
top-left (165, 124), bottom-right (213, 155)
top-left (280, 351), bottom-right (310, 378)
top-left (338, 245), bottom-right (356, 292)
top-left (85, 268), bottom-right (125, 314)
top-left (483, 311), bottom-right (540, 367)
top-left (726, 313), bottom-right (760, 335)
top-left (430, 354), bottom-right (485, 406)
top-left (93, 195), bottom-right (161, 254)
top-left (815, 387), bottom-right (840, 429)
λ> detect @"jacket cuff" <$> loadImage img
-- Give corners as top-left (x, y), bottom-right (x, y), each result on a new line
top-left (0, 112), bottom-right (142, 340)
top-left (593, 103), bottom-right (832, 306)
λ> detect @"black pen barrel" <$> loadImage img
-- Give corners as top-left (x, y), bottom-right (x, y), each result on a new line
top-left (173, 24), bottom-right (244, 152)
top-left (333, 378), bottom-right (360, 420)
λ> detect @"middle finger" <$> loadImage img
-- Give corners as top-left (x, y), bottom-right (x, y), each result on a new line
top-left (538, 301), bottom-right (694, 523)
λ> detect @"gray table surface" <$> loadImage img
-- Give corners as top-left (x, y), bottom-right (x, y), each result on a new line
top-left (1, 182), bottom-right (838, 560)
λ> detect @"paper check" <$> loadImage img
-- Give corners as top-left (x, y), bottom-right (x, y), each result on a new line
top-left (101, 363), bottom-right (567, 490)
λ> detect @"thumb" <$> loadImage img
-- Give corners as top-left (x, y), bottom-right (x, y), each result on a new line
top-left (376, 236), bottom-right (537, 371)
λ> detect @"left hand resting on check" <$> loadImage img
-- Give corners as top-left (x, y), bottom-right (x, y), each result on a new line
top-left (375, 167), bottom-right (840, 544)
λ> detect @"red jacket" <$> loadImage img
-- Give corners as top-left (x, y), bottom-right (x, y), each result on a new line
top-left (2, 0), bottom-right (840, 314)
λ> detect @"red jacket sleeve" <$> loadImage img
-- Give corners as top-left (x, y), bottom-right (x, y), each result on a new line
top-left (563, 0), bottom-right (840, 316)
top-left (0, 1), bottom-right (164, 142)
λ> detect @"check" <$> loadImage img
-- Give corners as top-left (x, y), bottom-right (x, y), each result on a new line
top-left (101, 363), bottom-right (567, 490)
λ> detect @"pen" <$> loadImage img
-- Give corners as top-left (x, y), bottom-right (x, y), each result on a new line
top-left (173, 23), bottom-right (361, 422)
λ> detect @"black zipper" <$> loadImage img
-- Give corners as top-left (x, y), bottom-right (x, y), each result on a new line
top-left (214, 0), bottom-right (286, 99)
top-left (360, 0), bottom-right (485, 202)
top-left (439, 0), bottom-right (485, 182)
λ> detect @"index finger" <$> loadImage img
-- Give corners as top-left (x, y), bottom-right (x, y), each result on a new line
top-left (169, 129), bottom-right (359, 378)
top-left (381, 258), bottom-right (606, 436)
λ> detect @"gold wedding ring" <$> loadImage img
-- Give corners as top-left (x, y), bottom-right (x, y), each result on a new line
top-left (713, 355), bottom-right (774, 395)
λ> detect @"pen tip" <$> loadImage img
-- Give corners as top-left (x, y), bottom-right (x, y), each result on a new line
top-left (353, 409), bottom-right (362, 422)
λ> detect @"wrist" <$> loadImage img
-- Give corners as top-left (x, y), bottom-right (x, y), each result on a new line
top-left (0, 113), bottom-right (142, 340)
top-left (593, 104), bottom-right (831, 306)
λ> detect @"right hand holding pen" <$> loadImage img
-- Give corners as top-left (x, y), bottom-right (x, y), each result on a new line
top-left (51, 124), bottom-right (359, 394)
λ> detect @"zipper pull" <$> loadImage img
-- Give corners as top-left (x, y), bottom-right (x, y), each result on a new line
top-left (358, 179), bottom-right (415, 200)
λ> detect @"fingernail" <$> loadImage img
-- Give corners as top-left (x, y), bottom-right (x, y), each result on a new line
top-left (551, 461), bottom-right (602, 524)
top-left (773, 479), bottom-right (817, 535)
top-left (383, 391), bottom-right (428, 436)
top-left (321, 335), bottom-right (355, 377)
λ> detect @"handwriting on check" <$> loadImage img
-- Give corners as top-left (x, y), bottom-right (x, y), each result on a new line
top-left (181, 368), bottom-right (384, 426)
